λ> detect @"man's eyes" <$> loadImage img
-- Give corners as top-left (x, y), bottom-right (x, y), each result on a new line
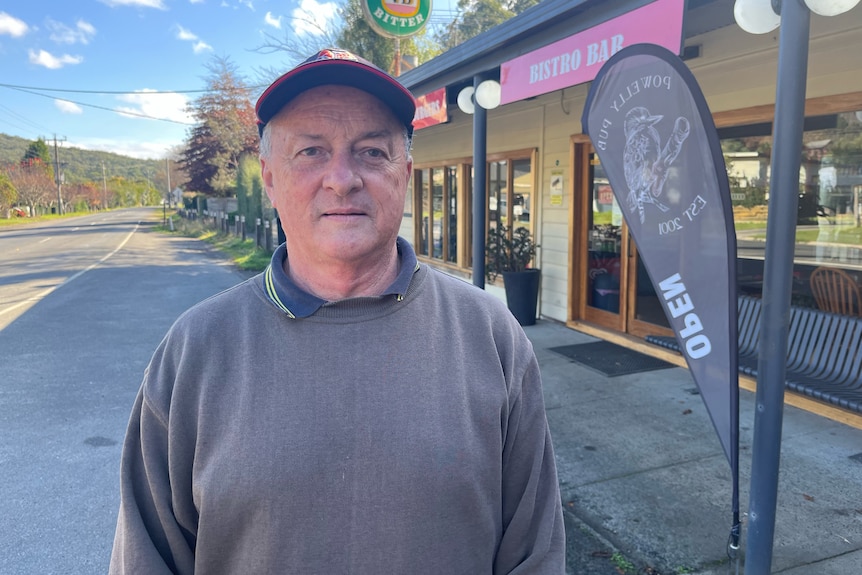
top-left (363, 148), bottom-right (386, 159)
top-left (294, 146), bottom-right (390, 159)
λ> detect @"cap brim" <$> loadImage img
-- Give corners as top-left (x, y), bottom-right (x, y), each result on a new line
top-left (256, 60), bottom-right (416, 135)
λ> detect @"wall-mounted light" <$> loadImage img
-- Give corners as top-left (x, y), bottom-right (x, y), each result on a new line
top-left (457, 79), bottom-right (502, 114)
top-left (457, 86), bottom-right (475, 114)
top-left (475, 80), bottom-right (501, 109)
top-left (734, 0), bottom-right (859, 33)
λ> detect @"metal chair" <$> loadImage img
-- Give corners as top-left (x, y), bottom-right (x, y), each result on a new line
top-left (809, 266), bottom-right (862, 316)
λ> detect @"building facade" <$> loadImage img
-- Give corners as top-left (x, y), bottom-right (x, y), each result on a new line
top-left (397, 0), bottom-right (862, 341)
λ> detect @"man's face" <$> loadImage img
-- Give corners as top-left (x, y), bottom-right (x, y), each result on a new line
top-left (261, 85), bottom-right (412, 269)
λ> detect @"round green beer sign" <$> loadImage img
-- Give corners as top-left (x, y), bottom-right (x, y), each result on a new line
top-left (361, 0), bottom-right (431, 39)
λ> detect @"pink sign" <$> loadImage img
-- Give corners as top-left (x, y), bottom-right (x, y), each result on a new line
top-left (500, 0), bottom-right (684, 105)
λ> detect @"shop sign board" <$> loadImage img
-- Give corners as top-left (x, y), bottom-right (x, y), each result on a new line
top-left (361, 0), bottom-right (431, 38)
top-left (413, 87), bottom-right (447, 130)
top-left (500, 0), bottom-right (684, 105)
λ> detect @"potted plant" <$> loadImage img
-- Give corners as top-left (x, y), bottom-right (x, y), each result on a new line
top-left (486, 224), bottom-right (541, 326)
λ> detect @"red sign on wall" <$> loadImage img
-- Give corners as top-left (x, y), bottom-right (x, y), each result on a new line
top-left (412, 87), bottom-right (447, 130)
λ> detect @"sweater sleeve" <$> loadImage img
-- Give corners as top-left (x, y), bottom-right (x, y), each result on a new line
top-left (109, 372), bottom-right (196, 575)
top-left (494, 352), bottom-right (566, 574)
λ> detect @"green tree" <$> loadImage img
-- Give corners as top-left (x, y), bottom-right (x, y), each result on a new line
top-left (436, 0), bottom-right (541, 50)
top-left (235, 154), bottom-right (263, 232)
top-left (254, 0), bottom-right (440, 78)
top-left (21, 138), bottom-right (55, 182)
top-left (181, 57), bottom-right (258, 197)
top-left (335, 0), bottom-right (439, 73)
top-left (23, 138), bottom-right (51, 164)
top-left (0, 168), bottom-right (17, 211)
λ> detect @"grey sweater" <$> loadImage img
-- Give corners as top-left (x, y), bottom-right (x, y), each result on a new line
top-left (110, 254), bottom-right (565, 574)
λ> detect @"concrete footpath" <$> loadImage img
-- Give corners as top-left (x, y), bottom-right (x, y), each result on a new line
top-left (523, 320), bottom-right (862, 575)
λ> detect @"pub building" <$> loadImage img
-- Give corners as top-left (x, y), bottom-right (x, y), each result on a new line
top-left (395, 0), bottom-right (862, 413)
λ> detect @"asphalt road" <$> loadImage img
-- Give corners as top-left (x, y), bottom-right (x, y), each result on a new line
top-left (0, 208), bottom-right (252, 574)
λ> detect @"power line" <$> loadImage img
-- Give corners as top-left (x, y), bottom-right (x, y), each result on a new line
top-left (2, 86), bottom-right (195, 126)
top-left (0, 81), bottom-right (268, 95)
top-left (0, 102), bottom-right (52, 134)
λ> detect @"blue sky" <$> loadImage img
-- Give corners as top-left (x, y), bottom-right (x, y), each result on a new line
top-left (0, 0), bottom-right (456, 160)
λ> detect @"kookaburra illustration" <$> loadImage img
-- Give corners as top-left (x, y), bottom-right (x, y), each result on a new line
top-left (623, 107), bottom-right (691, 223)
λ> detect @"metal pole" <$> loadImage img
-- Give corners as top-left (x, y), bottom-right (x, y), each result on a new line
top-left (53, 136), bottom-right (63, 215)
top-left (471, 74), bottom-right (488, 289)
top-left (744, 1), bottom-right (810, 573)
top-left (102, 162), bottom-right (108, 209)
top-left (166, 158), bottom-right (172, 208)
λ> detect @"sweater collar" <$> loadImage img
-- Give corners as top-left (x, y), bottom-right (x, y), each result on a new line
top-left (262, 237), bottom-right (419, 318)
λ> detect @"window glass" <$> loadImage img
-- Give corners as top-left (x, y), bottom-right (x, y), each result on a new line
top-left (418, 169), bottom-right (430, 257)
top-left (489, 160), bottom-right (508, 231)
top-left (447, 166), bottom-right (458, 264)
top-left (432, 168), bottom-right (444, 259)
top-left (723, 112), bottom-right (862, 310)
top-left (512, 159), bottom-right (532, 232)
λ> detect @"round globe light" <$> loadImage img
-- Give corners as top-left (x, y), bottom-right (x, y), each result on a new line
top-left (804, 0), bottom-right (860, 16)
top-left (734, 0), bottom-right (781, 34)
top-left (457, 86), bottom-right (475, 115)
top-left (475, 80), bottom-right (502, 110)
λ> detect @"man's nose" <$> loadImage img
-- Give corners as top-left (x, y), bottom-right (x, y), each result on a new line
top-left (322, 149), bottom-right (362, 196)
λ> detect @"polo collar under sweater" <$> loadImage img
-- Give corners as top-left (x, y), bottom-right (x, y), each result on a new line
top-left (262, 236), bottom-right (420, 318)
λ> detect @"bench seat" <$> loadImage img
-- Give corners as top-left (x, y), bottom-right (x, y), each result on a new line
top-left (645, 295), bottom-right (862, 414)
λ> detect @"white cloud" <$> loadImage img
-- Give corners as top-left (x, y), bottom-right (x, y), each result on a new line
top-left (99, 0), bottom-right (167, 8)
top-left (175, 25), bottom-right (211, 53)
top-left (55, 100), bottom-right (83, 114)
top-left (116, 90), bottom-right (193, 125)
top-left (291, 0), bottom-right (337, 37)
top-left (0, 12), bottom-right (29, 37)
top-left (190, 0), bottom-right (205, 3)
top-left (176, 25), bottom-right (198, 41)
top-left (264, 11), bottom-right (281, 29)
top-left (29, 49), bottom-right (83, 69)
top-left (48, 19), bottom-right (97, 45)
top-left (70, 136), bottom-right (182, 160)
top-left (239, 0), bottom-right (254, 10)
top-left (192, 40), bottom-right (212, 53)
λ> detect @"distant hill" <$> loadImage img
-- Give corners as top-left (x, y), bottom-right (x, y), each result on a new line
top-left (0, 132), bottom-right (167, 185)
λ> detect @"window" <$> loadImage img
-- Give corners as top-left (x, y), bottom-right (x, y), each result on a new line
top-left (414, 165), bottom-right (458, 263)
top-left (484, 152), bottom-right (535, 268)
top-left (412, 150), bottom-right (535, 272)
top-left (721, 111), bottom-right (862, 309)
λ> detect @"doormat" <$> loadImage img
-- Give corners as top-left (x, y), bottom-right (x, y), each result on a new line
top-left (549, 341), bottom-right (675, 377)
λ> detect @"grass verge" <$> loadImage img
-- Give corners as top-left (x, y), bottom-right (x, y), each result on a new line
top-left (0, 210), bottom-right (93, 227)
top-left (158, 212), bottom-right (272, 272)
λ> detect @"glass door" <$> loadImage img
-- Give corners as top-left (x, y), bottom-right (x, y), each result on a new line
top-left (587, 157), bottom-right (623, 314)
top-left (573, 140), bottom-right (673, 337)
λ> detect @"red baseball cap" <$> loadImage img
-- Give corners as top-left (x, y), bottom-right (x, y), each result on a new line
top-left (255, 48), bottom-right (416, 137)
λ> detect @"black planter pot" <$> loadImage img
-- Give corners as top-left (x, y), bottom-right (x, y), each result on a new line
top-left (502, 269), bottom-right (541, 326)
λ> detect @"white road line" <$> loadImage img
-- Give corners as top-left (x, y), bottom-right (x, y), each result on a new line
top-left (0, 222), bottom-right (140, 318)
top-left (38, 237), bottom-right (51, 244)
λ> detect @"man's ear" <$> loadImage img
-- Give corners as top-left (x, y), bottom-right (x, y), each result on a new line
top-left (260, 157), bottom-right (275, 203)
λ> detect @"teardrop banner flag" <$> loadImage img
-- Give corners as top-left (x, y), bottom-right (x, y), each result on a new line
top-left (582, 43), bottom-right (740, 546)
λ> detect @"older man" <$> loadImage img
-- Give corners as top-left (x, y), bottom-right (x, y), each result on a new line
top-left (110, 48), bottom-right (564, 574)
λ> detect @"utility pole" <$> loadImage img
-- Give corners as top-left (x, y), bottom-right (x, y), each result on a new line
top-left (101, 162), bottom-right (108, 210)
top-left (52, 135), bottom-right (66, 215)
top-left (165, 157), bottom-right (172, 208)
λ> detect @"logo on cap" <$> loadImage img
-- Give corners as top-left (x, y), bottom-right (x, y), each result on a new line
top-left (307, 49), bottom-right (361, 64)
